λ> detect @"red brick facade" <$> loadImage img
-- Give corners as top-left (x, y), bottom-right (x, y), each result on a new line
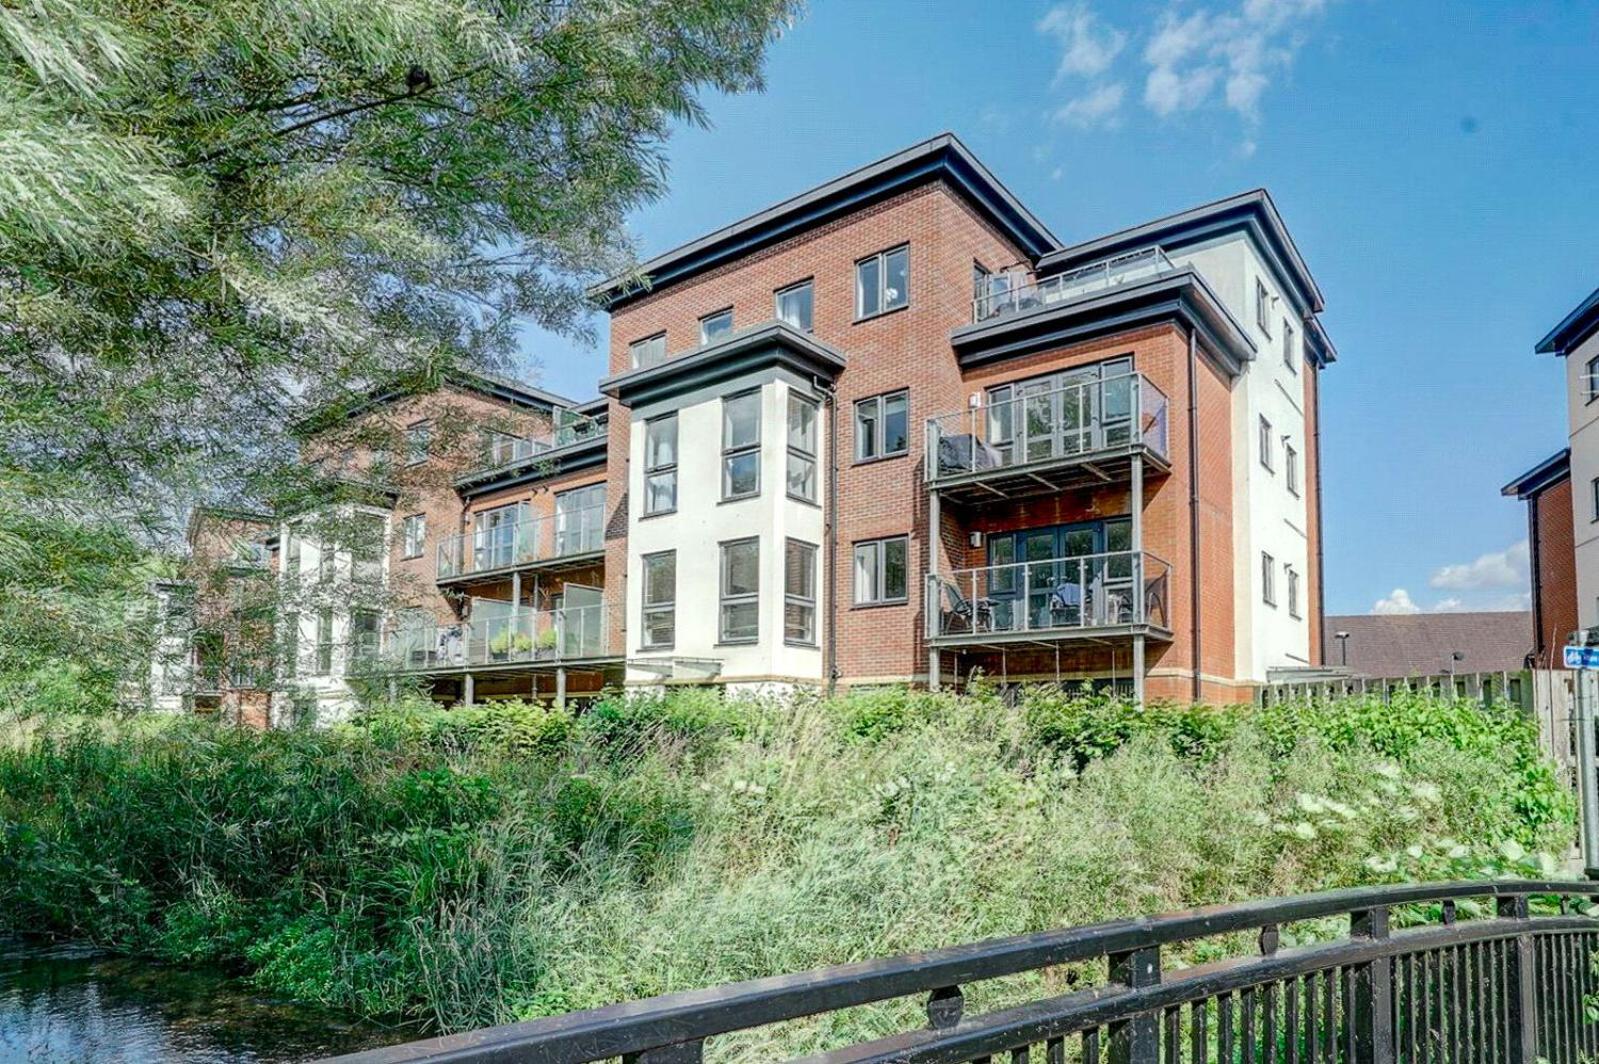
top-left (1531, 474), bottom-right (1578, 667)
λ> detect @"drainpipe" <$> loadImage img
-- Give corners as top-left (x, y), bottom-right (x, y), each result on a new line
top-left (820, 376), bottom-right (840, 696)
top-left (1187, 329), bottom-right (1202, 703)
top-left (1312, 355), bottom-right (1327, 668)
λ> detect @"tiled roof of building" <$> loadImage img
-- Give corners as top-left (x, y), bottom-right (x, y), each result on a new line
top-left (1323, 612), bottom-right (1534, 678)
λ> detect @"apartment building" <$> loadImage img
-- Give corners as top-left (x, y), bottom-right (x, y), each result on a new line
top-left (170, 133), bottom-right (1334, 713)
top-left (593, 134), bottom-right (1333, 703)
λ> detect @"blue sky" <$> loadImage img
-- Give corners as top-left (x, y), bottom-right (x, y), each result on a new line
top-left (522, 0), bottom-right (1599, 617)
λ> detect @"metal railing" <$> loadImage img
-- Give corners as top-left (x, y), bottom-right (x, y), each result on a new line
top-left (473, 408), bottom-right (605, 473)
top-left (385, 602), bottom-right (618, 670)
top-left (928, 549), bottom-right (1171, 640)
top-left (926, 371), bottom-right (1169, 482)
top-left (320, 879), bottom-right (1599, 1064)
top-left (435, 502), bottom-right (604, 580)
top-left (973, 246), bottom-right (1176, 323)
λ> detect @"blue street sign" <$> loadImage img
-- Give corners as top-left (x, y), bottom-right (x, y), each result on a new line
top-left (1564, 645), bottom-right (1599, 670)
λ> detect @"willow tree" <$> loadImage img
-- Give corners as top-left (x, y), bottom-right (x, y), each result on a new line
top-left (0, 0), bottom-right (797, 710)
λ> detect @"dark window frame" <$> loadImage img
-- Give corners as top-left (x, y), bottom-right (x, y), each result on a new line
top-left (1259, 415), bottom-right (1274, 472)
top-left (787, 391), bottom-right (819, 503)
top-left (643, 413), bottom-right (678, 516)
top-left (854, 535), bottom-right (910, 606)
top-left (629, 332), bottom-right (667, 370)
top-left (784, 538), bottom-right (819, 646)
top-left (718, 537), bottom-right (760, 644)
top-left (775, 279), bottom-right (815, 332)
top-left (401, 513), bottom-right (426, 559)
top-left (641, 550), bottom-right (676, 650)
top-left (854, 389), bottom-right (909, 463)
top-left (698, 307), bottom-right (734, 344)
top-left (855, 244), bottom-right (910, 320)
top-left (721, 390), bottom-right (762, 502)
top-left (1262, 551), bottom-right (1276, 607)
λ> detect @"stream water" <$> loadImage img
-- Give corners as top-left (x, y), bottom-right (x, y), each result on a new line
top-left (0, 939), bottom-right (415, 1062)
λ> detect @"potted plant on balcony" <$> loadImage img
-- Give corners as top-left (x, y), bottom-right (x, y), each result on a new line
top-left (488, 629), bottom-right (513, 662)
top-left (534, 627), bottom-right (559, 660)
top-left (513, 632), bottom-right (534, 658)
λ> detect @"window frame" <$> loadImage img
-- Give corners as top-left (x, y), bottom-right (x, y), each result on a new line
top-left (786, 391), bottom-right (820, 504)
top-left (401, 513), bottom-right (426, 559)
top-left (854, 389), bottom-right (909, 463)
top-left (640, 550), bottom-right (676, 650)
top-left (1286, 567), bottom-right (1301, 619)
top-left (855, 244), bottom-right (910, 320)
top-left (774, 279), bottom-right (814, 332)
top-left (643, 413), bottom-right (678, 517)
top-left (1588, 354), bottom-right (1599, 403)
top-left (1591, 476), bottom-right (1599, 523)
top-left (718, 537), bottom-right (760, 644)
top-left (1261, 552), bottom-right (1276, 607)
top-left (314, 608), bottom-right (334, 674)
top-left (698, 307), bottom-right (734, 344)
top-left (629, 332), bottom-right (667, 370)
top-left (1282, 319), bottom-right (1297, 373)
top-left (853, 535), bottom-right (910, 606)
top-left (1255, 278), bottom-right (1272, 336)
top-left (1284, 441), bottom-right (1299, 496)
top-left (784, 539), bottom-right (819, 646)
top-left (404, 420), bottom-right (431, 466)
top-left (1259, 415), bottom-right (1274, 472)
top-left (720, 390), bottom-right (762, 502)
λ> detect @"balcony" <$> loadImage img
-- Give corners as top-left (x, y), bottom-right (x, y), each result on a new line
top-left (386, 602), bottom-right (620, 673)
top-left (471, 408), bottom-right (605, 475)
top-left (926, 371), bottom-right (1169, 501)
top-left (436, 503), bottom-right (604, 583)
top-left (927, 550), bottom-right (1172, 648)
top-left (972, 247), bottom-right (1176, 324)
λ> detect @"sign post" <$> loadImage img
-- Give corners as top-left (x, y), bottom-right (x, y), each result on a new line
top-left (1563, 641), bottom-right (1599, 873)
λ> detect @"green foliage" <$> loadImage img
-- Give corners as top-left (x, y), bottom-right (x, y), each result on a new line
top-left (0, 689), bottom-right (1575, 1051)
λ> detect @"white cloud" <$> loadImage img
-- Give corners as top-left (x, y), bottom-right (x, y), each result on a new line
top-left (1051, 83), bottom-right (1126, 128)
top-left (1430, 597), bottom-right (1465, 613)
top-left (1038, 2), bottom-right (1128, 81)
top-left (1141, 0), bottom-right (1329, 122)
top-left (1372, 588), bottom-right (1420, 615)
top-left (1429, 540), bottom-right (1529, 591)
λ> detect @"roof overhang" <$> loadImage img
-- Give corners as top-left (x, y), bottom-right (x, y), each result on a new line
top-left (1038, 189), bottom-right (1326, 323)
top-left (590, 133), bottom-right (1060, 311)
top-left (1501, 448), bottom-right (1570, 499)
top-left (1536, 286), bottom-right (1599, 356)
top-left (295, 368), bottom-right (577, 438)
top-left (456, 435), bottom-right (608, 498)
top-left (600, 322), bottom-right (846, 408)
top-left (948, 268), bottom-right (1257, 378)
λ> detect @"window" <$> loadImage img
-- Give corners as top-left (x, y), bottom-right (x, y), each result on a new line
top-left (630, 332), bottom-right (666, 370)
top-left (719, 538), bottom-right (760, 643)
top-left (1283, 320), bottom-right (1297, 373)
top-left (350, 610), bottom-right (379, 667)
top-left (699, 308), bottom-right (733, 344)
top-left (1285, 442), bottom-right (1299, 495)
top-left (643, 414), bottom-right (678, 515)
top-left (404, 421), bottom-right (430, 465)
top-left (1259, 416), bottom-right (1274, 471)
top-left (787, 392), bottom-right (819, 502)
top-left (285, 533), bottom-right (301, 574)
top-left (1592, 476), bottom-right (1599, 522)
top-left (856, 245), bottom-right (909, 319)
top-left (1588, 354), bottom-right (1599, 402)
top-left (721, 391), bottom-right (761, 500)
top-left (283, 612), bottom-right (299, 678)
top-left (972, 262), bottom-right (990, 301)
top-left (854, 536), bottom-right (908, 605)
top-left (1255, 278), bottom-right (1272, 336)
top-left (486, 430), bottom-right (523, 466)
top-left (555, 483), bottom-right (605, 554)
top-left (317, 541), bottom-right (335, 584)
top-left (854, 390), bottom-right (908, 461)
top-left (785, 540), bottom-right (818, 644)
top-left (1261, 552), bottom-right (1276, 606)
top-left (314, 609), bottom-right (334, 674)
top-left (641, 551), bottom-right (675, 649)
top-left (775, 281), bottom-right (814, 332)
top-left (401, 514), bottom-right (426, 558)
top-left (1287, 567), bottom-right (1301, 619)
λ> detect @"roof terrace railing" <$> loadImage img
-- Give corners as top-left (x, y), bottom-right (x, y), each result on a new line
top-left (384, 601), bottom-right (619, 671)
top-left (973, 246), bottom-right (1177, 323)
top-left (435, 501), bottom-right (604, 580)
top-left (926, 371), bottom-right (1169, 483)
top-left (320, 878), bottom-right (1599, 1064)
top-left (473, 408), bottom-right (605, 474)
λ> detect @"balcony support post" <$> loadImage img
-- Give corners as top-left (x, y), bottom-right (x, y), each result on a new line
top-left (463, 671), bottom-right (474, 706)
top-left (1133, 634), bottom-right (1146, 706)
top-left (927, 485), bottom-right (941, 691)
top-left (1131, 453), bottom-right (1143, 554)
top-left (555, 666), bottom-right (567, 710)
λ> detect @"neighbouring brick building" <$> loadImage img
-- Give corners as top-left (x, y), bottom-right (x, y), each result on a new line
top-left (168, 133), bottom-right (1337, 716)
top-left (1503, 449), bottom-right (1578, 668)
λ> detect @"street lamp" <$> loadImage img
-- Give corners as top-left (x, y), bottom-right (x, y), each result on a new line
top-left (1334, 630), bottom-right (1350, 667)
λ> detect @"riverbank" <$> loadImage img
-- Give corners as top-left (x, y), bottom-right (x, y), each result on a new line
top-left (0, 686), bottom-right (1573, 1055)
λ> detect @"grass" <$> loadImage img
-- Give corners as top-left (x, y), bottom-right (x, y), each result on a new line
top-left (0, 684), bottom-right (1574, 1057)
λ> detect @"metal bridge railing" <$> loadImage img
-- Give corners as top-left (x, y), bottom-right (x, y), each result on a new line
top-left (319, 878), bottom-right (1599, 1064)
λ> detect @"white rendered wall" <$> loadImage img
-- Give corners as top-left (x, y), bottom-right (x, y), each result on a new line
top-left (1170, 236), bottom-right (1314, 681)
top-left (1566, 331), bottom-right (1599, 628)
top-left (625, 365), bottom-right (827, 686)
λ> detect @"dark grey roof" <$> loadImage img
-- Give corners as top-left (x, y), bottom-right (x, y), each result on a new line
top-left (1502, 449), bottom-right (1570, 499)
top-left (1535, 285), bottom-right (1599, 356)
top-left (455, 434), bottom-right (608, 497)
top-left (1038, 188), bottom-right (1327, 328)
top-left (600, 321), bottom-right (845, 407)
top-left (1323, 612), bottom-right (1534, 678)
top-left (589, 133), bottom-right (1060, 309)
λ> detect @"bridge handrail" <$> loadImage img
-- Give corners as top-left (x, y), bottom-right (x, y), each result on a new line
top-left (321, 878), bottom-right (1598, 1063)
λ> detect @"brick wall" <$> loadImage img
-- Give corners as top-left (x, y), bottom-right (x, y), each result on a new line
top-left (1533, 476), bottom-right (1578, 666)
